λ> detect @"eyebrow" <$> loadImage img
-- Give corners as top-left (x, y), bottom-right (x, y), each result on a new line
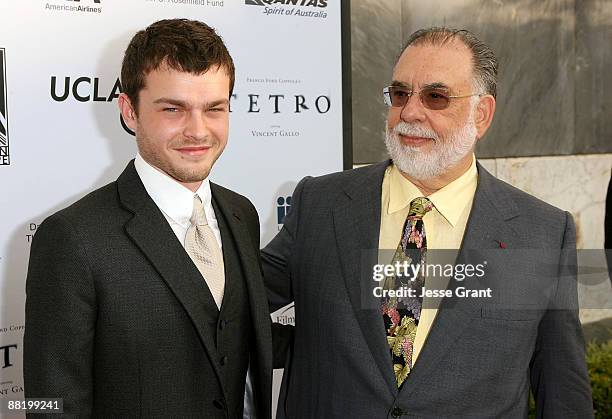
top-left (422, 82), bottom-right (449, 90)
top-left (153, 98), bottom-right (230, 108)
top-left (389, 80), bottom-right (450, 90)
top-left (390, 80), bottom-right (410, 88)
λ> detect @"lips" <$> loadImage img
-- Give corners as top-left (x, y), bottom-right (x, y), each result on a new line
top-left (398, 135), bottom-right (432, 147)
top-left (175, 145), bottom-right (211, 157)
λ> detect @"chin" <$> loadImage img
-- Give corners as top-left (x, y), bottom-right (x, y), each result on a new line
top-left (165, 165), bottom-right (208, 183)
top-left (397, 164), bottom-right (444, 181)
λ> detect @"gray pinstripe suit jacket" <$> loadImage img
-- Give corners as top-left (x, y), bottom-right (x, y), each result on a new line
top-left (263, 160), bottom-right (593, 419)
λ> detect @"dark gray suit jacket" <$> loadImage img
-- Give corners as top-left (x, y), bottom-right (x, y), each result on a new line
top-left (24, 161), bottom-right (272, 418)
top-left (263, 161), bottom-right (593, 418)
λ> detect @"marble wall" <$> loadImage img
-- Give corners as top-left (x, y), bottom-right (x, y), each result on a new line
top-left (576, 0), bottom-right (612, 154)
top-left (351, 0), bottom-right (612, 163)
top-left (350, 0), bottom-right (402, 162)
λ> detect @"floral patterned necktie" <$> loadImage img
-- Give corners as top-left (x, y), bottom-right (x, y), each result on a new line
top-left (381, 196), bottom-right (433, 387)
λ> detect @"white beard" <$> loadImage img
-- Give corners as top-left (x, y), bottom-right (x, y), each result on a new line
top-left (384, 111), bottom-right (478, 180)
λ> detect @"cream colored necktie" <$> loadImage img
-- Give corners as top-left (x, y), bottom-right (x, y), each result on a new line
top-left (185, 194), bottom-right (225, 309)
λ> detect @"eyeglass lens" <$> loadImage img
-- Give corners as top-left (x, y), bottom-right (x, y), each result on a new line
top-left (386, 86), bottom-right (451, 110)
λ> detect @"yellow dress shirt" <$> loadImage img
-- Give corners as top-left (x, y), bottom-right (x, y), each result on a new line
top-left (378, 155), bottom-right (478, 364)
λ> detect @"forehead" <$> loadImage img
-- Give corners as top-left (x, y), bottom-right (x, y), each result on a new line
top-left (392, 40), bottom-right (474, 89)
top-left (142, 64), bottom-right (230, 96)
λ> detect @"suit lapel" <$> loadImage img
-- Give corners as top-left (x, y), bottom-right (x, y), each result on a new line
top-left (398, 163), bottom-right (522, 397)
top-left (116, 161), bottom-right (226, 393)
top-left (333, 161), bottom-right (399, 396)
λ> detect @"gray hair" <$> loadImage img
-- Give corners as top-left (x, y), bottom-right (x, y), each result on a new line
top-left (401, 27), bottom-right (498, 99)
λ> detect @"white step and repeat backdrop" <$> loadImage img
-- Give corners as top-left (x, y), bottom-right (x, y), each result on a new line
top-left (0, 0), bottom-right (345, 415)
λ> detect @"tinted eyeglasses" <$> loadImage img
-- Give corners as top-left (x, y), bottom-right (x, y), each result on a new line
top-left (382, 85), bottom-right (481, 111)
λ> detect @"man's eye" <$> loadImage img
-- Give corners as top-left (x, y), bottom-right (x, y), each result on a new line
top-left (426, 90), bottom-right (449, 100)
top-left (393, 90), bottom-right (409, 98)
top-left (163, 108), bottom-right (178, 112)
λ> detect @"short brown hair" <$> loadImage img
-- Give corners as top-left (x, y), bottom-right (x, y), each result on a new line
top-left (402, 27), bottom-right (498, 99)
top-left (121, 18), bottom-right (235, 112)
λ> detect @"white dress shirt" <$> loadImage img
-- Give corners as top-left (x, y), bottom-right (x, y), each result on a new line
top-left (134, 153), bottom-right (222, 248)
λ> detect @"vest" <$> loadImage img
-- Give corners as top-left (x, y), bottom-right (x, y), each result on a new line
top-left (209, 200), bottom-right (253, 418)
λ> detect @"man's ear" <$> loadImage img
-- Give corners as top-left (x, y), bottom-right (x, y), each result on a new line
top-left (118, 93), bottom-right (137, 132)
top-left (474, 95), bottom-right (496, 139)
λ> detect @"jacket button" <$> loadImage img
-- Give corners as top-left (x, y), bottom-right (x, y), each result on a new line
top-left (220, 355), bottom-right (228, 366)
top-left (219, 319), bottom-right (226, 330)
top-left (213, 399), bottom-right (226, 410)
top-left (391, 406), bottom-right (403, 417)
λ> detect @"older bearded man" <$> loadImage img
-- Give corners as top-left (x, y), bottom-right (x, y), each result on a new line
top-left (263, 27), bottom-right (593, 418)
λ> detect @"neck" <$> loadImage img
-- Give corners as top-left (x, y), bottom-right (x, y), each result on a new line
top-left (181, 180), bottom-right (204, 193)
top-left (146, 160), bottom-right (204, 193)
top-left (400, 154), bottom-right (474, 196)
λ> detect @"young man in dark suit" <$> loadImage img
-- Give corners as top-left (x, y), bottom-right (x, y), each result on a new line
top-left (24, 19), bottom-right (272, 418)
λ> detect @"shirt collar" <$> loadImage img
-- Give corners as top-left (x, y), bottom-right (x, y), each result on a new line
top-left (388, 154), bottom-right (478, 227)
top-left (134, 153), bottom-right (213, 228)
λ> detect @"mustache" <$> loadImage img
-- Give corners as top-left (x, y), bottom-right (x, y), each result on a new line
top-left (171, 138), bottom-right (214, 148)
top-left (391, 122), bottom-right (439, 142)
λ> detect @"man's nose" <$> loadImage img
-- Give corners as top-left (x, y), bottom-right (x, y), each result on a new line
top-left (183, 111), bottom-right (209, 141)
top-left (399, 92), bottom-right (426, 124)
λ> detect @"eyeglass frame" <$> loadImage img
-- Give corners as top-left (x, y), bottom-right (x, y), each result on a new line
top-left (382, 85), bottom-right (483, 110)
